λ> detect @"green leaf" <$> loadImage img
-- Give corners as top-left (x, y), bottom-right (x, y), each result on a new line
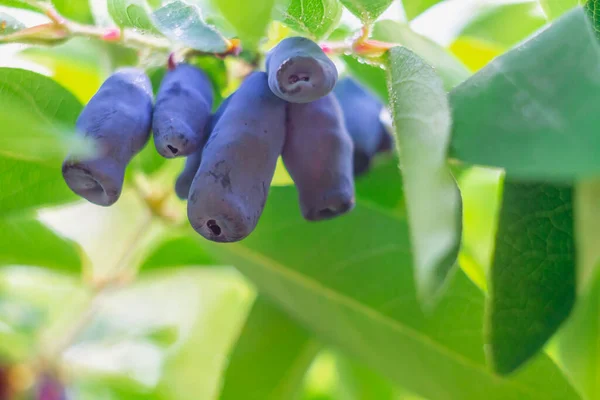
top-left (558, 270), bottom-right (600, 400)
top-left (450, 7), bottom-right (600, 180)
top-left (402, 0), bottom-right (444, 20)
top-left (52, 0), bottom-right (94, 23)
top-left (155, 270), bottom-right (253, 400)
top-left (20, 38), bottom-right (108, 103)
top-left (152, 1), bottom-right (230, 53)
top-left (458, 167), bottom-right (503, 289)
top-left (338, 0), bottom-right (392, 23)
top-left (539, 0), bottom-right (581, 20)
top-left (0, 156), bottom-right (76, 217)
top-left (384, 46), bottom-right (462, 305)
top-left (488, 181), bottom-right (576, 374)
top-left (372, 20), bottom-right (471, 91)
top-left (0, 12), bottom-right (25, 35)
top-left (0, 1), bottom-right (37, 13)
top-left (0, 217), bottom-right (81, 273)
top-left (140, 235), bottom-right (217, 272)
top-left (108, 0), bottom-right (156, 31)
top-left (211, 0), bottom-right (275, 48)
top-left (458, 2), bottom-right (547, 48)
top-left (586, 0), bottom-right (600, 37)
top-left (0, 67), bottom-right (86, 163)
top-left (574, 179), bottom-right (600, 290)
top-left (198, 186), bottom-right (579, 400)
top-left (65, 269), bottom-right (252, 399)
top-left (276, 0), bottom-right (343, 40)
top-left (220, 297), bottom-right (319, 400)
top-left (334, 355), bottom-right (400, 400)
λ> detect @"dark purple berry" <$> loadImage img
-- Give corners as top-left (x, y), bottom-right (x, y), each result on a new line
top-left (153, 64), bottom-right (213, 158)
top-left (175, 96), bottom-right (232, 200)
top-left (62, 68), bottom-right (153, 206)
top-left (187, 72), bottom-right (286, 242)
top-left (266, 37), bottom-right (338, 103)
top-left (334, 77), bottom-right (394, 176)
top-left (283, 94), bottom-right (355, 221)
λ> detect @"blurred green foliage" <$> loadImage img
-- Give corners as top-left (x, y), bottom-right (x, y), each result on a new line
top-left (0, 0), bottom-right (598, 399)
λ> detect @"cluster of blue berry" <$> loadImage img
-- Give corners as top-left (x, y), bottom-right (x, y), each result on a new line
top-left (62, 37), bottom-right (392, 243)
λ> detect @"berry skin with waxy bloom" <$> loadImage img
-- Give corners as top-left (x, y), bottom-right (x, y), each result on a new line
top-left (187, 72), bottom-right (286, 242)
top-left (62, 68), bottom-right (153, 207)
top-left (266, 36), bottom-right (338, 104)
top-left (283, 93), bottom-right (356, 221)
top-left (153, 63), bottom-right (214, 158)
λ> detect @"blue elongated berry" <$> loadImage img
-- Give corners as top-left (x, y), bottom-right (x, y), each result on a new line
top-left (62, 68), bottom-right (153, 206)
top-left (283, 93), bottom-right (355, 221)
top-left (334, 77), bottom-right (393, 175)
top-left (175, 96), bottom-right (232, 200)
top-left (153, 64), bottom-right (213, 157)
top-left (187, 72), bottom-right (286, 242)
top-left (266, 37), bottom-right (338, 103)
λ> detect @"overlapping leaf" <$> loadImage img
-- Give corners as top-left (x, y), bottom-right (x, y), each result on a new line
top-left (385, 46), bottom-right (462, 305)
top-left (487, 181), bottom-right (576, 374)
top-left (220, 297), bottom-right (319, 399)
top-left (195, 164), bottom-right (578, 400)
top-left (451, 7), bottom-right (600, 180)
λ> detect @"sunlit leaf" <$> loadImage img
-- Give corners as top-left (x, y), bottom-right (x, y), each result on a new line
top-left (372, 20), bottom-right (470, 91)
top-left (276, 0), bottom-right (343, 40)
top-left (0, 217), bottom-right (81, 273)
top-left (211, 0), bottom-right (276, 48)
top-left (459, 2), bottom-right (546, 48)
top-left (538, 0), bottom-right (581, 20)
top-left (197, 184), bottom-right (579, 400)
top-left (558, 270), bottom-right (600, 400)
top-left (220, 297), bottom-right (319, 400)
top-left (108, 0), bottom-right (157, 31)
top-left (338, 0), bottom-right (392, 23)
top-left (402, 0), bottom-right (444, 20)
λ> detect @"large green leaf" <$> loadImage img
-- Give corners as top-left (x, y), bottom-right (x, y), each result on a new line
top-left (152, 1), bottom-right (230, 53)
top-left (19, 38), bottom-right (107, 103)
top-left (140, 235), bottom-right (217, 272)
top-left (338, 0), bottom-right (392, 23)
top-left (0, 156), bottom-right (76, 217)
top-left (52, 0), bottom-right (94, 23)
top-left (64, 269), bottom-right (252, 399)
top-left (458, 2), bottom-right (547, 48)
top-left (0, 217), bottom-right (81, 273)
top-left (0, 68), bottom-right (85, 163)
top-left (558, 270), bottom-right (600, 400)
top-left (384, 46), bottom-right (462, 305)
top-left (196, 183), bottom-right (579, 400)
top-left (220, 297), bottom-right (319, 400)
top-left (539, 0), bottom-right (581, 20)
top-left (372, 20), bottom-right (470, 91)
top-left (487, 181), bottom-right (576, 375)
top-left (211, 0), bottom-right (276, 48)
top-left (450, 7), bottom-right (600, 180)
top-left (402, 0), bottom-right (444, 20)
top-left (334, 355), bottom-right (401, 399)
top-left (276, 0), bottom-right (342, 40)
